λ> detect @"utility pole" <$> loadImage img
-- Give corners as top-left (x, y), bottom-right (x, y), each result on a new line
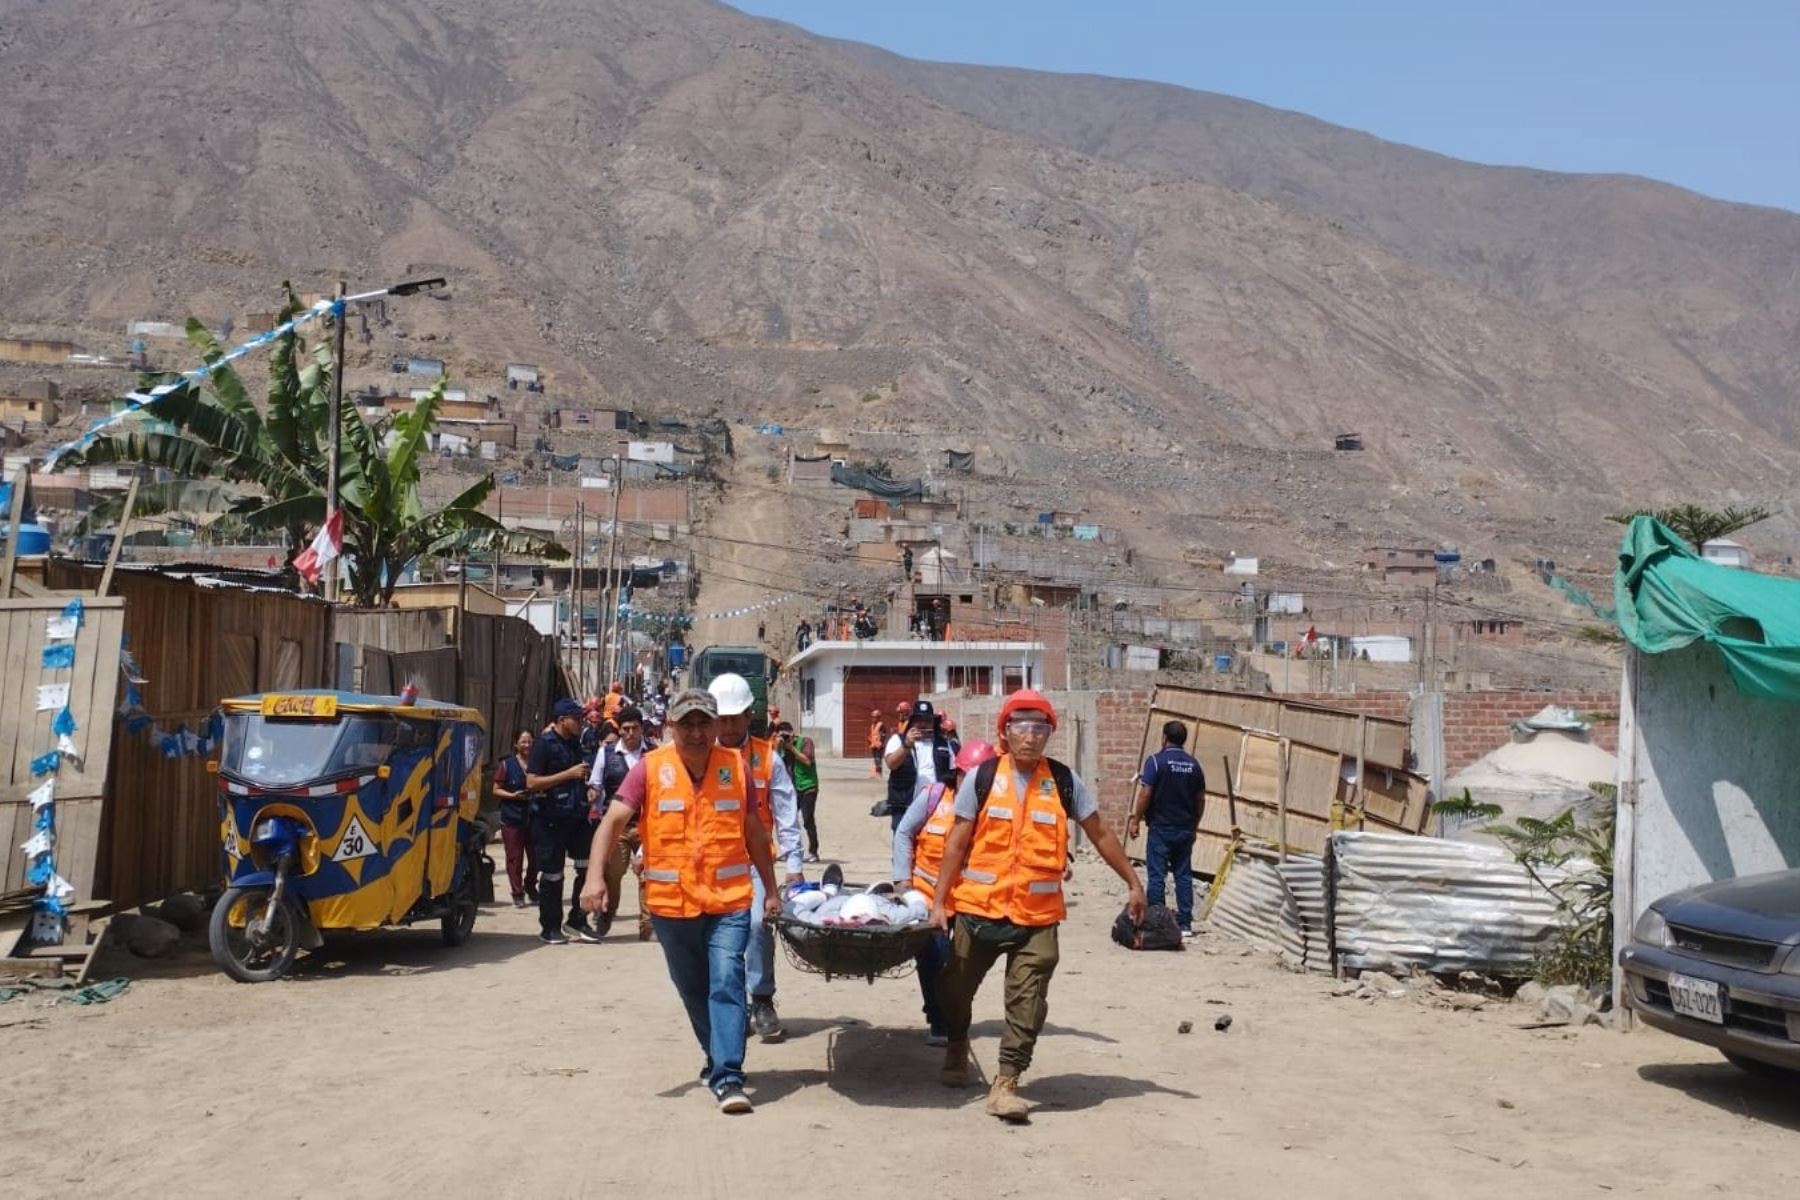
top-left (325, 280), bottom-right (346, 603)
top-left (574, 499), bottom-right (585, 695)
top-left (606, 454), bottom-right (624, 686)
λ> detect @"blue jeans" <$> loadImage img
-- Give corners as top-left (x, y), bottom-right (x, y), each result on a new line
top-left (1145, 825), bottom-right (1196, 928)
top-left (651, 909), bottom-right (751, 1094)
top-left (746, 870), bottom-right (777, 999)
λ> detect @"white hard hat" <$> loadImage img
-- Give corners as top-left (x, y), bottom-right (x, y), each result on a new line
top-left (708, 673), bottom-right (755, 716)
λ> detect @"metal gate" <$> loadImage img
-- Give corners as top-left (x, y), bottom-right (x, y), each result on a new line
top-left (840, 665), bottom-right (937, 757)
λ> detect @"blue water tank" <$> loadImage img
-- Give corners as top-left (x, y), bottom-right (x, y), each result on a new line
top-left (1214, 653), bottom-right (1233, 672)
top-left (3, 523), bottom-right (52, 556)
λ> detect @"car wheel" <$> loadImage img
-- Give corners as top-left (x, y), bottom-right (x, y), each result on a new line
top-left (1722, 1051), bottom-right (1799, 1081)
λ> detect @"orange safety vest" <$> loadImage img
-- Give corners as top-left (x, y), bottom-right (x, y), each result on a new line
top-left (603, 691), bottom-right (624, 719)
top-left (951, 754), bottom-right (1068, 926)
top-left (737, 735), bottom-right (777, 833)
top-left (910, 781), bottom-right (957, 911)
top-left (639, 743), bottom-right (754, 918)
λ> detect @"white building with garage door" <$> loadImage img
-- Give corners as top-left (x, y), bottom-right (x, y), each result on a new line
top-left (786, 639), bottom-right (1047, 755)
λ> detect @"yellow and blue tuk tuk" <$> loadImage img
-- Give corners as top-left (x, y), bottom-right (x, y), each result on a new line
top-left (207, 691), bottom-right (489, 982)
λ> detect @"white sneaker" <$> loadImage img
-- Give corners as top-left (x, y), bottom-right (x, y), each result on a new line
top-left (716, 1086), bottom-right (754, 1115)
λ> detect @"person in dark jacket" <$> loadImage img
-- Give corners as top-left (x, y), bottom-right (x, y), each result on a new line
top-left (883, 699), bottom-right (955, 831)
top-left (1128, 720), bottom-right (1207, 936)
top-left (492, 730), bottom-right (538, 907)
top-left (528, 698), bottom-right (601, 944)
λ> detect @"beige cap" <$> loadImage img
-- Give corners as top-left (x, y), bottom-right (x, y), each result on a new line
top-left (667, 688), bottom-right (718, 722)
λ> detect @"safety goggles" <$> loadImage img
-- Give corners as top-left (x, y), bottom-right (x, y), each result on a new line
top-left (1006, 719), bottom-right (1053, 737)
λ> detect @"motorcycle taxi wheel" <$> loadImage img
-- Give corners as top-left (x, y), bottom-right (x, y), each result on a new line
top-left (209, 886), bottom-right (300, 983)
top-left (441, 858), bottom-right (479, 947)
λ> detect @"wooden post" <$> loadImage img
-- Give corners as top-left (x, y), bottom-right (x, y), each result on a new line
top-left (1276, 736), bottom-right (1290, 861)
top-left (1352, 714), bottom-right (1368, 831)
top-left (0, 466), bottom-right (27, 599)
top-left (1222, 752), bottom-right (1238, 832)
top-left (96, 473), bottom-right (141, 599)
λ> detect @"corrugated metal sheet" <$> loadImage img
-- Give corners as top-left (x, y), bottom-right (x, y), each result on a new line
top-left (1277, 856), bottom-right (1330, 974)
top-left (1329, 831), bottom-right (1571, 978)
top-left (1206, 842), bottom-right (1321, 971)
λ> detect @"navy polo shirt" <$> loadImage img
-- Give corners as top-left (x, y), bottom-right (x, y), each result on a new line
top-left (1139, 746), bottom-right (1205, 828)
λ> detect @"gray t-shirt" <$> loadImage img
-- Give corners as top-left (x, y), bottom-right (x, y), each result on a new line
top-left (952, 760), bottom-right (1098, 823)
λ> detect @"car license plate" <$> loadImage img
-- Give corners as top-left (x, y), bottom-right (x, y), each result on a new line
top-left (1668, 973), bottom-right (1724, 1024)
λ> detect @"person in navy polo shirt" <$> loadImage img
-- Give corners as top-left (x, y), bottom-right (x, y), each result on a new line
top-left (1128, 720), bottom-right (1206, 937)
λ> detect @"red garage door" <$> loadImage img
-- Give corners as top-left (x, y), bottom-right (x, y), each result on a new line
top-left (841, 666), bottom-right (938, 757)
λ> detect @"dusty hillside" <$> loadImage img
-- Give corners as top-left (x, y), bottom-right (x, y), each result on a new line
top-left (1, 0), bottom-right (1794, 566)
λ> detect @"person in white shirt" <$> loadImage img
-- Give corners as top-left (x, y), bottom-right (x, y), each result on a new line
top-left (586, 706), bottom-right (655, 939)
top-left (708, 675), bottom-right (805, 1043)
top-left (883, 699), bottom-right (956, 830)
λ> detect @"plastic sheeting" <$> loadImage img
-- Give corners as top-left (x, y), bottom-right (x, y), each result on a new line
top-left (1328, 832), bottom-right (1573, 978)
top-left (1615, 515), bottom-right (1800, 702)
top-left (830, 462), bottom-right (924, 500)
top-left (943, 449), bottom-right (974, 471)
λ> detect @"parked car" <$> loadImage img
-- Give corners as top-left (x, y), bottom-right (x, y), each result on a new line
top-left (1619, 869), bottom-right (1800, 1077)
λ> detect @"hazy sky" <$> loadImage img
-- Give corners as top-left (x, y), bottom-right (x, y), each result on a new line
top-left (731, 1), bottom-right (1800, 213)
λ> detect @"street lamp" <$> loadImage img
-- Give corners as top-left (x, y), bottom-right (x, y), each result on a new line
top-left (325, 276), bottom-right (448, 601)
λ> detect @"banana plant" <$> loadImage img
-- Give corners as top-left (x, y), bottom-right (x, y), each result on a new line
top-left (66, 286), bottom-right (565, 604)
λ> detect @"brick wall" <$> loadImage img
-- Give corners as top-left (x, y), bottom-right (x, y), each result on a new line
top-left (1440, 690), bottom-right (1617, 774)
top-left (1287, 689), bottom-right (1619, 774)
top-left (1093, 687), bottom-right (1154, 833)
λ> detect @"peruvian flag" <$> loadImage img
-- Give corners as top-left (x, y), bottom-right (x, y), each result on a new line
top-left (1297, 625), bottom-right (1318, 655)
top-left (294, 510), bottom-right (343, 587)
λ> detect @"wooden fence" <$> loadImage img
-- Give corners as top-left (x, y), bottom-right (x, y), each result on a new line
top-left (47, 562), bottom-right (334, 910)
top-left (0, 595), bottom-right (125, 905)
top-left (48, 574), bottom-right (568, 910)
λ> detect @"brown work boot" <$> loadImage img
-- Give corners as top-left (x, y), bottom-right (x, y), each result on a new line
top-left (985, 1074), bottom-right (1031, 1123)
top-left (940, 1039), bottom-right (971, 1088)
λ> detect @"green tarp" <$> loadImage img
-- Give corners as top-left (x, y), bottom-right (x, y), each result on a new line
top-left (1615, 516), bottom-right (1800, 702)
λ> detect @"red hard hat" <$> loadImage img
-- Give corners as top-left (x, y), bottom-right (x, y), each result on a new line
top-left (954, 739), bottom-right (997, 774)
top-left (997, 688), bottom-right (1057, 735)
top-left (941, 716), bottom-right (957, 733)
top-left (870, 708), bottom-right (881, 718)
top-left (610, 680), bottom-right (622, 691)
top-left (896, 700), bottom-right (913, 715)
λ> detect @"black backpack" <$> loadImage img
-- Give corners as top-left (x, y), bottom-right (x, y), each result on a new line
top-left (1113, 904), bottom-right (1185, 951)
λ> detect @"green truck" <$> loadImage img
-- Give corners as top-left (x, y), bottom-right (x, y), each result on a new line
top-left (688, 644), bottom-right (775, 733)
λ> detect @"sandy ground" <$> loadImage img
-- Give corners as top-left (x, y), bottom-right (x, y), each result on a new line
top-left (2, 756), bottom-right (1797, 1200)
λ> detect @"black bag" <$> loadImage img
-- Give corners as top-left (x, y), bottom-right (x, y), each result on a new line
top-left (1112, 904), bottom-right (1185, 951)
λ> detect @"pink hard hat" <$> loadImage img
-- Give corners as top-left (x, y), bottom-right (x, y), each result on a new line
top-left (954, 740), bottom-right (997, 774)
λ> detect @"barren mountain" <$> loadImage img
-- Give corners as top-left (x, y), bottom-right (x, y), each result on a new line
top-left (1, 0), bottom-right (1795, 567)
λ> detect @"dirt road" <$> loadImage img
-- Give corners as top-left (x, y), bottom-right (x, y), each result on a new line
top-left (2, 757), bottom-right (1796, 1199)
